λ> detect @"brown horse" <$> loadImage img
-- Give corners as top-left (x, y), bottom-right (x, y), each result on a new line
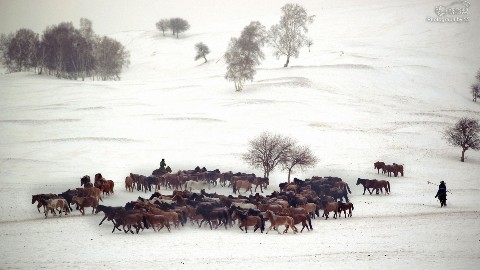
top-left (32, 194), bottom-right (58, 213)
top-left (338, 202), bottom-right (354, 218)
top-left (320, 200), bottom-right (339, 220)
top-left (232, 210), bottom-right (264, 233)
top-left (144, 213), bottom-right (171, 232)
top-left (356, 178), bottom-right (390, 195)
top-left (263, 210), bottom-right (298, 234)
top-left (235, 180), bottom-right (253, 194)
top-left (113, 211), bottom-right (146, 234)
top-left (125, 176), bottom-right (134, 192)
top-left (252, 177), bottom-right (269, 193)
top-left (374, 161), bottom-right (385, 174)
top-left (393, 163), bottom-right (404, 177)
top-left (163, 174), bottom-right (182, 190)
top-left (72, 196), bottom-right (98, 215)
top-left (80, 175), bottom-right (91, 187)
top-left (95, 173), bottom-right (115, 194)
top-left (281, 213), bottom-right (312, 233)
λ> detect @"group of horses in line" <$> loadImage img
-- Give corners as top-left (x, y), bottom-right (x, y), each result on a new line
top-left (374, 161), bottom-right (404, 177)
top-left (124, 167), bottom-right (270, 195)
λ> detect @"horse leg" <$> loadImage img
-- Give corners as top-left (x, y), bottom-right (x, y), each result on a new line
top-left (283, 225), bottom-right (289, 234)
top-left (292, 225), bottom-right (298, 234)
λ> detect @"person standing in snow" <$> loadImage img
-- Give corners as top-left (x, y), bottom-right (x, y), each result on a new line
top-left (435, 180), bottom-right (447, 207)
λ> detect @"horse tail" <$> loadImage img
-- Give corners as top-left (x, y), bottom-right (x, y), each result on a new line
top-left (346, 183), bottom-right (351, 194)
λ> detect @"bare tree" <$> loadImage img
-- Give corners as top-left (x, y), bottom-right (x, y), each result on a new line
top-left (169, 18), bottom-right (190, 38)
top-left (282, 145), bottom-right (318, 183)
top-left (194, 42), bottom-right (210, 63)
top-left (156, 19), bottom-right (170, 36)
top-left (444, 117), bottom-right (480, 162)
top-left (225, 21), bottom-right (266, 91)
top-left (268, 3), bottom-right (315, 67)
top-left (242, 132), bottom-right (294, 178)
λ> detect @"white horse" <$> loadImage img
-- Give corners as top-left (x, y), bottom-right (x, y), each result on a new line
top-left (184, 180), bottom-right (210, 191)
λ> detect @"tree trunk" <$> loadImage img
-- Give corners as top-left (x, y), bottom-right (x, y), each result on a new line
top-left (203, 55), bottom-right (207, 63)
top-left (284, 55), bottom-right (290, 67)
top-left (287, 168), bottom-right (292, 183)
top-left (461, 148), bottom-right (466, 162)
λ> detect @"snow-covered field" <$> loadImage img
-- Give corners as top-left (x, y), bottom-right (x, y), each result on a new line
top-left (0, 0), bottom-right (479, 269)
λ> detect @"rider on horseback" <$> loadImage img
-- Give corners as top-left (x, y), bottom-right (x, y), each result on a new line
top-left (435, 181), bottom-right (447, 205)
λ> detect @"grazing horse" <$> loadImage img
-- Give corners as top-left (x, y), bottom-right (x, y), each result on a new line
top-left (374, 161), bottom-right (385, 174)
top-left (356, 178), bottom-right (390, 195)
top-left (235, 180), bottom-right (253, 194)
top-left (263, 210), bottom-right (298, 234)
top-left (232, 210), bottom-right (264, 233)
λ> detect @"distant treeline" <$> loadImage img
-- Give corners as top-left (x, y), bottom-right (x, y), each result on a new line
top-left (0, 18), bottom-right (129, 81)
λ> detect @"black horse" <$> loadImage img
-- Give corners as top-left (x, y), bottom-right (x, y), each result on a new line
top-left (437, 194), bottom-right (447, 207)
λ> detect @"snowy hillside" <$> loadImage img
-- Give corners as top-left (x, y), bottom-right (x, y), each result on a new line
top-left (0, 0), bottom-right (479, 269)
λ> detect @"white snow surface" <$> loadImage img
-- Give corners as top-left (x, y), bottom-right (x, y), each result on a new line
top-left (1, 0), bottom-right (479, 269)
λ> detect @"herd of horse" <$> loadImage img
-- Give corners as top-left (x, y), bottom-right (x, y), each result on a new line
top-left (31, 162), bottom-right (401, 234)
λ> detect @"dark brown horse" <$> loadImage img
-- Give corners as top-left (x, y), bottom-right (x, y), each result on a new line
top-left (231, 210), bottom-right (264, 233)
top-left (80, 175), bottom-right (92, 187)
top-left (338, 202), bottom-right (354, 218)
top-left (374, 161), bottom-right (385, 174)
top-left (393, 163), bottom-right (404, 177)
top-left (252, 177), bottom-right (269, 193)
top-left (356, 178), bottom-right (390, 195)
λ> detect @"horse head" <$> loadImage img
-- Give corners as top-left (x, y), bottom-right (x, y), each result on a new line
top-left (356, 178), bottom-right (363, 185)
